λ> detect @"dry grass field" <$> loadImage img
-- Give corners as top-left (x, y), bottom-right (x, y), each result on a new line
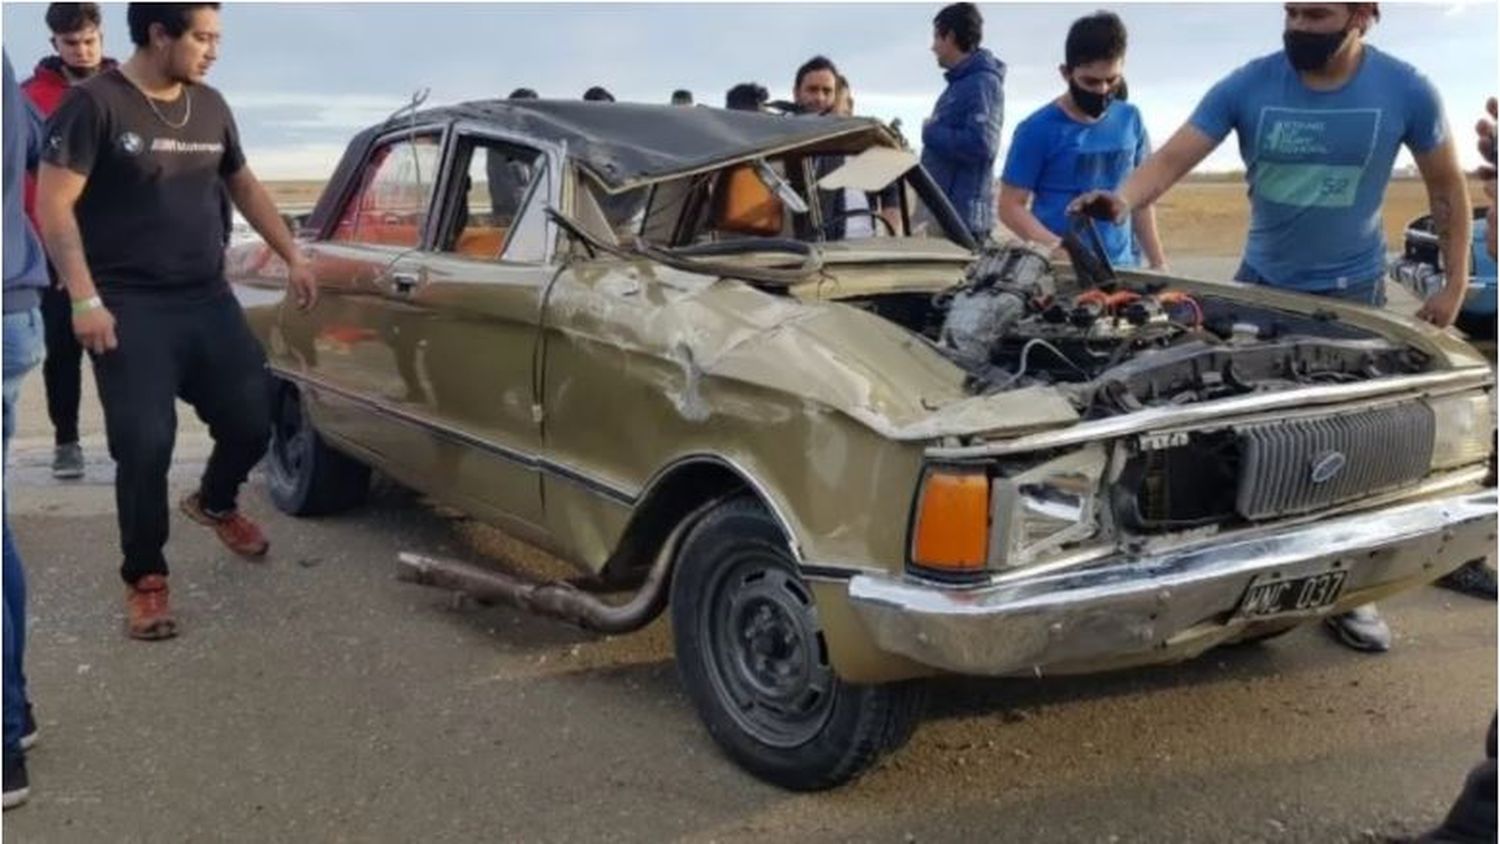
top-left (265, 176), bottom-right (1486, 259)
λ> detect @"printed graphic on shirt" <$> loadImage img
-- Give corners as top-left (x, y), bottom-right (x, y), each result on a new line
top-left (1251, 107), bottom-right (1381, 209)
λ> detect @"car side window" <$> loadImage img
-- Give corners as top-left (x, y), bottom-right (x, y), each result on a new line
top-left (501, 161), bottom-right (552, 264)
top-left (440, 138), bottom-right (549, 263)
top-left (331, 134), bottom-right (442, 247)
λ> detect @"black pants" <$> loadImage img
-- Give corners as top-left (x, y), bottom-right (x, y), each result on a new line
top-left (91, 290), bottom-right (271, 584)
top-left (40, 280), bottom-right (83, 446)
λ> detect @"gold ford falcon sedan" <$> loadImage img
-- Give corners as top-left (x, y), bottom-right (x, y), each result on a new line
top-left (227, 99), bottom-right (1497, 790)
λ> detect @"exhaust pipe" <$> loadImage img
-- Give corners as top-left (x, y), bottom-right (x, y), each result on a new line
top-left (396, 499), bottom-right (718, 635)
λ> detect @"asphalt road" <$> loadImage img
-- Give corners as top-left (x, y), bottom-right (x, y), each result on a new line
top-left (2, 261), bottom-right (1495, 843)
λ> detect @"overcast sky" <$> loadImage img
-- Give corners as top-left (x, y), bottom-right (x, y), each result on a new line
top-left (3, 1), bottom-right (1496, 179)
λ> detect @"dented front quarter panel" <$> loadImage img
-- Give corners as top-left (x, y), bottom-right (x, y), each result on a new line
top-left (536, 256), bottom-right (987, 575)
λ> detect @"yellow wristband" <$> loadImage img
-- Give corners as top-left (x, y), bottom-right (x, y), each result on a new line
top-left (71, 296), bottom-right (103, 316)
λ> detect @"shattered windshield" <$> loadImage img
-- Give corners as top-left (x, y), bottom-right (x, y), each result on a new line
top-left (587, 147), bottom-right (967, 252)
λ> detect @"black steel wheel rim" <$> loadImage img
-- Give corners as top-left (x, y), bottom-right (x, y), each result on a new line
top-left (270, 387), bottom-right (312, 484)
top-left (698, 547), bottom-right (836, 748)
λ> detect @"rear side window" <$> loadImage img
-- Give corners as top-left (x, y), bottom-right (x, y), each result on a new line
top-left (331, 134), bottom-right (442, 247)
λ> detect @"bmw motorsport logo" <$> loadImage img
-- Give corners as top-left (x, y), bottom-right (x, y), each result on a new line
top-left (117, 132), bottom-right (144, 155)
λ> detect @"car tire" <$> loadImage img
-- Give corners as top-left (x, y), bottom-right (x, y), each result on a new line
top-left (670, 495), bottom-right (925, 791)
top-left (1455, 311), bottom-right (1496, 340)
top-left (266, 380), bottom-right (370, 516)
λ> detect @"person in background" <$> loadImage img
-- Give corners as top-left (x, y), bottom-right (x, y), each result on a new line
top-left (22, 2), bottom-right (116, 481)
top-left (35, 2), bottom-right (318, 641)
top-left (999, 11), bottom-right (1165, 269)
top-left (922, 1), bottom-right (1005, 241)
top-left (1070, 2), bottom-right (1472, 653)
top-left (3, 47), bottom-right (50, 812)
top-left (583, 86), bottom-right (615, 103)
top-left (792, 55), bottom-right (839, 116)
top-left (488, 87), bottom-right (539, 219)
top-left (834, 73), bottom-right (854, 117)
top-left (670, 88), bottom-right (693, 106)
top-left (725, 82), bottom-right (768, 112)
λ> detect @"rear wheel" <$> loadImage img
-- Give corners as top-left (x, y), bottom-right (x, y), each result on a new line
top-left (266, 380), bottom-right (370, 516)
top-left (670, 496), bottom-right (924, 791)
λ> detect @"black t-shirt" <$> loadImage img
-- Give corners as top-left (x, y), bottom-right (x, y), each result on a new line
top-left (43, 70), bottom-right (245, 295)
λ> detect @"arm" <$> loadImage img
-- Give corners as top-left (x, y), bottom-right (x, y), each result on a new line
top-left (996, 184), bottom-right (1060, 249)
top-left (1411, 137), bottom-right (1472, 327)
top-left (921, 76), bottom-right (1002, 165)
top-left (1119, 125), bottom-right (1216, 212)
top-left (1132, 204), bottom-right (1167, 269)
top-left (35, 162), bottom-right (115, 352)
top-left (224, 165), bottom-right (317, 309)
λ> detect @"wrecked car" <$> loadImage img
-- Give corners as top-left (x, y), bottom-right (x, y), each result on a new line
top-left (227, 100), bottom-right (1498, 791)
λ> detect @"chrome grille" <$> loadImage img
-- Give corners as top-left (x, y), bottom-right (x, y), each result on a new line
top-left (1234, 403), bottom-right (1434, 520)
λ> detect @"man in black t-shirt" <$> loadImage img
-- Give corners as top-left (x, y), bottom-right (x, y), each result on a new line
top-left (35, 3), bottom-right (317, 641)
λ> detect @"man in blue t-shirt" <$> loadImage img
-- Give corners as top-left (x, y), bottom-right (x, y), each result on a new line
top-left (1070, 3), bottom-right (1474, 655)
top-left (999, 11), bottom-right (1164, 269)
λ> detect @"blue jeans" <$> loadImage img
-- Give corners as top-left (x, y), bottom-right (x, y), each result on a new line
top-left (3, 308), bottom-right (44, 756)
top-left (1234, 260), bottom-right (1387, 307)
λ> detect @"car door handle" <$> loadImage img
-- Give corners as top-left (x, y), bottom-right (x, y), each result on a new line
top-left (390, 271), bottom-right (420, 295)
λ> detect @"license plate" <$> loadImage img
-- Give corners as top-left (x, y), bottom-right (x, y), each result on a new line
top-left (1234, 568), bottom-right (1348, 620)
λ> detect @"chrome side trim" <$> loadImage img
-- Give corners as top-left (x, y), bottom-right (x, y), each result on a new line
top-left (927, 368), bottom-right (1493, 459)
top-left (275, 366), bottom-right (635, 505)
top-left (634, 452), bottom-right (809, 562)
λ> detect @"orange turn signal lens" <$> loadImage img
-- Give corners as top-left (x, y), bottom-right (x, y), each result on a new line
top-left (911, 468), bottom-right (990, 571)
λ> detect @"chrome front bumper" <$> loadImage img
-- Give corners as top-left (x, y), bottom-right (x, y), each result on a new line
top-left (848, 490), bottom-right (1497, 676)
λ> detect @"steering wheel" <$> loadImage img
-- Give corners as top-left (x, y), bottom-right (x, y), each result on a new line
top-left (824, 207), bottom-right (897, 238)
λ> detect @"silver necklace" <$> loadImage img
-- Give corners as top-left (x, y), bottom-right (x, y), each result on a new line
top-left (143, 87), bottom-right (192, 130)
top-left (123, 71), bottom-right (192, 129)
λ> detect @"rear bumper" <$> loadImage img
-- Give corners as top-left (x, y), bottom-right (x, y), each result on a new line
top-left (847, 489), bottom-right (1497, 676)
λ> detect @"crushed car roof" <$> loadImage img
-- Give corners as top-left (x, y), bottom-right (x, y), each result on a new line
top-left (412, 99), bottom-right (890, 190)
top-left (303, 99), bottom-right (900, 240)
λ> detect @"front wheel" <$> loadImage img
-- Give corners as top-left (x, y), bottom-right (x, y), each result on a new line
top-left (670, 496), bottom-right (924, 791)
top-left (265, 380), bottom-right (370, 516)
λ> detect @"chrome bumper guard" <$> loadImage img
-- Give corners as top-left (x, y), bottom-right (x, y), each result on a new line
top-left (848, 490), bottom-right (1497, 676)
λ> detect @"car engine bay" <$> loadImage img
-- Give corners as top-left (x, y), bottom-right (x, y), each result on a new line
top-left (851, 237), bottom-right (1433, 419)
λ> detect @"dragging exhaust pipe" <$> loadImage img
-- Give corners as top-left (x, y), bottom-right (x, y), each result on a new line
top-left (396, 499), bottom-right (719, 635)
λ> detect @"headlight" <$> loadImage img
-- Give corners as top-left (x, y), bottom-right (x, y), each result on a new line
top-left (990, 445), bottom-right (1107, 569)
top-left (1427, 392), bottom-right (1495, 471)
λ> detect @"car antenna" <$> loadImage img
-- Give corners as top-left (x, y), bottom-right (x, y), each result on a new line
top-left (379, 88), bottom-right (432, 196)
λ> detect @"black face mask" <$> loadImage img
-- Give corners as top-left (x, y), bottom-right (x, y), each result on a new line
top-left (1284, 28), bottom-right (1349, 72)
top-left (1069, 81), bottom-right (1113, 119)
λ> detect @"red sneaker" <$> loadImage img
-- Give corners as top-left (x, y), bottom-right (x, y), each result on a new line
top-left (126, 575), bottom-right (178, 640)
top-left (180, 493), bottom-right (270, 558)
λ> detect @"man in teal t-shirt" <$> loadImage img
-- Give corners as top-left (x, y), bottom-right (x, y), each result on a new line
top-left (1070, 3), bottom-right (1474, 654)
top-left (999, 11), bottom-right (1164, 269)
